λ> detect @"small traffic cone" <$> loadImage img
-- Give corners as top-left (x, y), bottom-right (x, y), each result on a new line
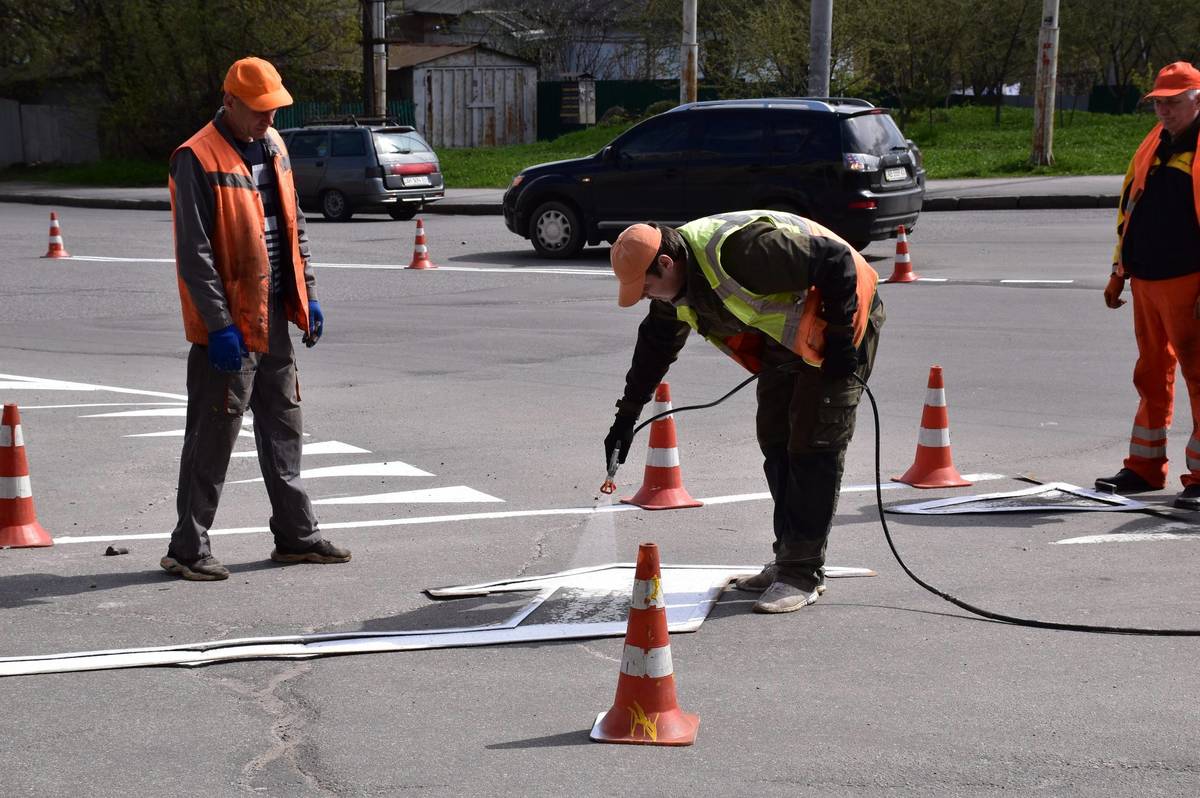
top-left (590, 542), bottom-right (699, 746)
top-left (893, 365), bottom-right (971, 488)
top-left (0, 404), bottom-right (53, 548)
top-left (42, 212), bottom-right (70, 259)
top-left (407, 218), bottom-right (436, 269)
top-left (885, 224), bottom-right (917, 283)
top-left (623, 383), bottom-right (702, 510)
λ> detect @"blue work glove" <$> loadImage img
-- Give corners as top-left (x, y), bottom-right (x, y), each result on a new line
top-left (304, 300), bottom-right (324, 348)
top-left (821, 331), bottom-right (859, 380)
top-left (208, 324), bottom-right (248, 372)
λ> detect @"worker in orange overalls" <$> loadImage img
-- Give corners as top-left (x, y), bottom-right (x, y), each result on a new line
top-left (1098, 62), bottom-right (1200, 509)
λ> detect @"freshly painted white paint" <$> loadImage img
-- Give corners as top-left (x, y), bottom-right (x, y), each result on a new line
top-left (227, 460), bottom-right (433, 484)
top-left (313, 486), bottom-right (503, 505)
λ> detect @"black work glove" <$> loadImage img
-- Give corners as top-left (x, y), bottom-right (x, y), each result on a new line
top-left (821, 331), bottom-right (859, 380)
top-left (604, 413), bottom-right (637, 468)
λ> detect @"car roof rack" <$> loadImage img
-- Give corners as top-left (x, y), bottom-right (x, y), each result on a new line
top-left (303, 115), bottom-right (415, 131)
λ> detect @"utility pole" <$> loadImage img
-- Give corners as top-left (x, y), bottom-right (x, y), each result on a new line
top-left (680, 0), bottom-right (697, 104)
top-left (373, 0), bottom-right (387, 116)
top-left (1030, 0), bottom-right (1060, 166)
top-left (809, 0), bottom-right (832, 97)
top-left (361, 0), bottom-right (375, 115)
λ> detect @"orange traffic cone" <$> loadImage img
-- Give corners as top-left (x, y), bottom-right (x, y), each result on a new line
top-left (42, 212), bottom-right (70, 259)
top-left (893, 365), bottom-right (971, 488)
top-left (407, 218), bottom-right (436, 269)
top-left (885, 225), bottom-right (916, 283)
top-left (590, 542), bottom-right (699, 746)
top-left (623, 383), bottom-right (702, 510)
top-left (0, 404), bottom-right (53, 548)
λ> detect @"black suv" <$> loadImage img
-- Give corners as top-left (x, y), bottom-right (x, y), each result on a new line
top-left (503, 98), bottom-right (924, 257)
top-left (280, 118), bottom-right (444, 222)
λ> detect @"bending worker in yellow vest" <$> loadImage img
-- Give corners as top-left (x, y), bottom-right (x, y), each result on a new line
top-left (604, 211), bottom-right (884, 613)
top-left (164, 56), bottom-right (350, 580)
top-left (1099, 62), bottom-right (1200, 510)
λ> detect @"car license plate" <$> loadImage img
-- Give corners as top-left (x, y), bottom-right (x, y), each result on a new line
top-left (884, 167), bottom-right (907, 182)
top-left (402, 175), bottom-right (431, 187)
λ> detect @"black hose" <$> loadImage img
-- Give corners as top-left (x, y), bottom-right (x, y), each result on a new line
top-left (635, 365), bottom-right (1200, 635)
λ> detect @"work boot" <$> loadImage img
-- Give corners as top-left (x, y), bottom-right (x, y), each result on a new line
top-left (1094, 468), bottom-right (1159, 494)
top-left (1173, 485), bottom-right (1200, 511)
top-left (270, 538), bottom-right (352, 564)
top-left (752, 581), bottom-right (822, 614)
top-left (734, 562), bottom-right (826, 595)
top-left (160, 555), bottom-right (230, 581)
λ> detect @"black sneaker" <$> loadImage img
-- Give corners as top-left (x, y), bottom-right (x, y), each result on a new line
top-left (160, 555), bottom-right (230, 581)
top-left (1173, 485), bottom-right (1200, 510)
top-left (270, 539), bottom-right (352, 564)
top-left (1094, 468), bottom-right (1159, 494)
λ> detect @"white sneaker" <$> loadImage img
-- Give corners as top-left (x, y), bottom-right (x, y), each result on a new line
top-left (752, 581), bottom-right (821, 614)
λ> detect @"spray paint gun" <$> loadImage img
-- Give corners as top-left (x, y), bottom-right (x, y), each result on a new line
top-left (599, 448), bottom-right (621, 495)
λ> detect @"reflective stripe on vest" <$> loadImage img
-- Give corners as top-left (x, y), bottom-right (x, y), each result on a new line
top-left (675, 210), bottom-right (877, 370)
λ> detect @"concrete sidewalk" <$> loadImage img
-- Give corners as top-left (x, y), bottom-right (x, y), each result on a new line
top-left (0, 175), bottom-right (1123, 214)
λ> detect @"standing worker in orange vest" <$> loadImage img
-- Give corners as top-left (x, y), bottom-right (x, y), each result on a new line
top-left (604, 212), bottom-right (884, 613)
top-left (163, 57), bottom-right (351, 580)
top-left (1099, 62), bottom-right (1200, 510)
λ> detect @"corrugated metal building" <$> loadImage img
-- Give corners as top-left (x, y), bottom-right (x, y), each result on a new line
top-left (388, 44), bottom-right (537, 148)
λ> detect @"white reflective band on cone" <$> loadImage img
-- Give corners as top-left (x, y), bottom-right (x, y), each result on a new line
top-left (413, 245), bottom-right (427, 253)
top-left (631, 576), bottom-right (666, 609)
top-left (896, 253), bottom-right (910, 263)
top-left (646, 447), bottom-right (680, 468)
top-left (650, 400), bottom-right (672, 418)
top-left (924, 388), bottom-right (946, 407)
top-left (0, 475), bottom-right (32, 500)
top-left (917, 427), bottom-right (951, 448)
top-left (0, 425), bottom-right (23, 447)
top-left (620, 644), bottom-right (673, 678)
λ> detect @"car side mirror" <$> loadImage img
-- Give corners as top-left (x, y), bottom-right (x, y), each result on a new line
top-left (601, 145), bottom-right (618, 163)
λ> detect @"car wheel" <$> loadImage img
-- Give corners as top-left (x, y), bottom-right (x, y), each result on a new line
top-left (847, 239), bottom-right (872, 252)
top-left (529, 200), bottom-right (584, 258)
top-left (321, 190), bottom-right (353, 222)
top-left (388, 204), bottom-right (419, 221)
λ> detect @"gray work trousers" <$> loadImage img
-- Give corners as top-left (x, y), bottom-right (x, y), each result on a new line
top-left (168, 298), bottom-right (320, 562)
top-left (755, 294), bottom-right (886, 591)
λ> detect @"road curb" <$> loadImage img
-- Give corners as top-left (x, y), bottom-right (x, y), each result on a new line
top-left (0, 193), bottom-right (171, 211)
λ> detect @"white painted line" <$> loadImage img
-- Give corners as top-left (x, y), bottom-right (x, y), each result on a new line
top-left (66, 256), bottom-right (173, 263)
top-left (231, 440), bottom-right (370, 458)
top-left (312, 486), bottom-right (504, 505)
top-left (124, 429), bottom-right (254, 438)
top-left (0, 373), bottom-right (185, 401)
top-left (81, 407), bottom-right (188, 418)
top-left (915, 277), bottom-right (949, 282)
top-left (227, 459), bottom-right (433, 484)
top-left (68, 255), bottom-right (605, 277)
top-left (51, 474), bottom-right (1007, 545)
top-left (999, 279), bottom-right (1074, 284)
top-left (1054, 529), bottom-right (1199, 545)
top-left (17, 402), bottom-right (186, 410)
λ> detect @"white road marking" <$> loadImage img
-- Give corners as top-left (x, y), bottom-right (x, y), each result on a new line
top-left (999, 279), bottom-right (1074, 284)
top-left (124, 428), bottom-right (254, 438)
top-left (0, 373), bottom-right (185, 401)
top-left (227, 460), bottom-right (433, 484)
top-left (82, 408), bottom-right (188, 418)
top-left (1054, 529), bottom-right (1200, 545)
top-left (17, 402), bottom-right (186, 410)
top-left (312, 486), bottom-right (503, 505)
top-left (231, 440), bottom-right (370, 458)
top-left (51, 474), bottom-right (1008, 545)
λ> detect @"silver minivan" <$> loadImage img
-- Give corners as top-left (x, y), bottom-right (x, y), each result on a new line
top-left (280, 120), bottom-right (444, 222)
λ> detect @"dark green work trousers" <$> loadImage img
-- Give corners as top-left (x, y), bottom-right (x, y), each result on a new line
top-left (168, 294), bottom-right (320, 562)
top-left (755, 294), bottom-right (885, 591)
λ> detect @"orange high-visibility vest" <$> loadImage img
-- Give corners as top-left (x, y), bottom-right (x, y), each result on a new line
top-left (1114, 122), bottom-right (1200, 275)
top-left (169, 123), bottom-right (310, 351)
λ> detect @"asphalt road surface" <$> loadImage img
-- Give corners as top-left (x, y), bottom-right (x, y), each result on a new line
top-left (1, 204), bottom-right (1197, 796)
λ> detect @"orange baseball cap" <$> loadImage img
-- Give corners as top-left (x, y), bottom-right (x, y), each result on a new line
top-left (611, 224), bottom-right (662, 307)
top-left (224, 57), bottom-right (294, 111)
top-left (1144, 61), bottom-right (1200, 99)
